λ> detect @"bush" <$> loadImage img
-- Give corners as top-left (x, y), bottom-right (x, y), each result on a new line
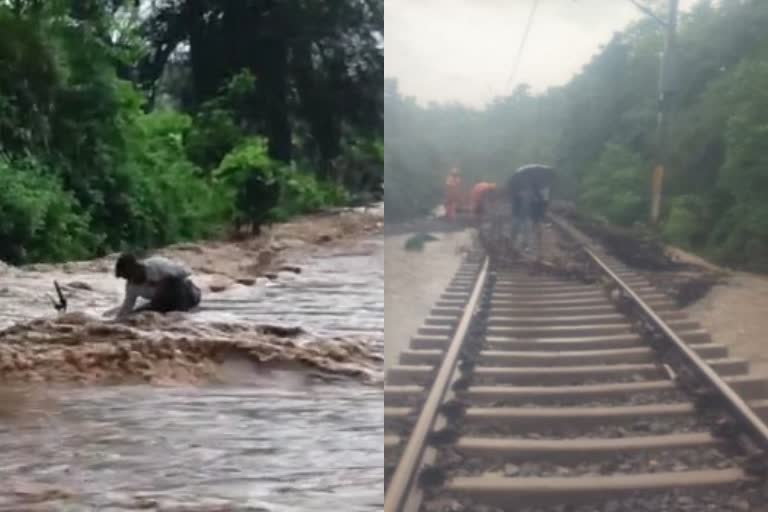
top-left (707, 202), bottom-right (768, 271)
top-left (184, 70), bottom-right (256, 171)
top-left (120, 110), bottom-right (228, 247)
top-left (333, 137), bottom-right (384, 193)
top-left (214, 138), bottom-right (349, 226)
top-left (580, 144), bottom-right (649, 226)
top-left (662, 195), bottom-right (709, 249)
top-left (274, 165), bottom-right (349, 219)
top-left (0, 156), bottom-right (96, 263)
top-left (185, 106), bottom-right (244, 172)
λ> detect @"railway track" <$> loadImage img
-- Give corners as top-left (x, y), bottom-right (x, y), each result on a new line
top-left (384, 216), bottom-right (768, 512)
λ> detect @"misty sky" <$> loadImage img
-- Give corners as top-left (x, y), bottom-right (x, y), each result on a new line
top-left (386, 0), bottom-right (702, 107)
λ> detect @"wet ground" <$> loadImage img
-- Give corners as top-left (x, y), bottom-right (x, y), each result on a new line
top-left (0, 228), bottom-right (383, 510)
top-left (198, 237), bottom-right (383, 345)
top-left (685, 271), bottom-right (768, 378)
top-left (384, 227), bottom-right (471, 369)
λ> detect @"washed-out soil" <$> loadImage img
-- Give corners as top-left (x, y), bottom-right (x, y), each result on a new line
top-left (549, 204), bottom-right (726, 307)
top-left (0, 312), bottom-right (383, 389)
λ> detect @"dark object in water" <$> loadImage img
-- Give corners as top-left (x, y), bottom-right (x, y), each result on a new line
top-left (258, 325), bottom-right (304, 337)
top-left (404, 232), bottom-right (439, 251)
top-left (48, 280), bottom-right (67, 313)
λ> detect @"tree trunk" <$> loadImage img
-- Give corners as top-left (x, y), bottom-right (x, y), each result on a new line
top-left (291, 41), bottom-right (343, 174)
top-left (263, 39), bottom-right (292, 163)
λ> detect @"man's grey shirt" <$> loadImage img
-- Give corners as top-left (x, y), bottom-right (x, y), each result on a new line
top-left (117, 256), bottom-right (191, 318)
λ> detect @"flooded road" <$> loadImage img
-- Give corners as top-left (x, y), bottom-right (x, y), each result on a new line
top-left (197, 237), bottom-right (384, 347)
top-left (0, 235), bottom-right (383, 511)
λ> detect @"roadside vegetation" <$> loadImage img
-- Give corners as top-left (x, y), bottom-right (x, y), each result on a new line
top-left (0, 1), bottom-right (383, 264)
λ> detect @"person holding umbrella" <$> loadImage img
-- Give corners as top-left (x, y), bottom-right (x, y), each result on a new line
top-left (506, 164), bottom-right (555, 260)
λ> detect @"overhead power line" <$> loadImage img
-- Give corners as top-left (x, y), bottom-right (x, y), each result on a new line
top-left (505, 0), bottom-right (541, 91)
top-left (627, 0), bottom-right (668, 27)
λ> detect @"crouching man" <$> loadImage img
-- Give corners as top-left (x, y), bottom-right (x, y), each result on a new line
top-left (105, 253), bottom-right (202, 320)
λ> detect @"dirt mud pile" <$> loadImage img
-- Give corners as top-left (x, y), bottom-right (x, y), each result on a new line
top-left (0, 312), bottom-right (382, 386)
top-left (551, 203), bottom-right (678, 271)
top-left (550, 204), bottom-right (726, 306)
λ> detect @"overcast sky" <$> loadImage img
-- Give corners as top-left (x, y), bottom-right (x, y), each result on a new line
top-left (385, 0), bottom-right (702, 107)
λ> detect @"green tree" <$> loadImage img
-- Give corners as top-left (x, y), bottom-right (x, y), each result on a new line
top-left (0, 0), bottom-right (369, 264)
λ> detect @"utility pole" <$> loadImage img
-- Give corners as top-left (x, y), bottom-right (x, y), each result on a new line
top-left (650, 0), bottom-right (679, 224)
top-left (534, 96), bottom-right (542, 161)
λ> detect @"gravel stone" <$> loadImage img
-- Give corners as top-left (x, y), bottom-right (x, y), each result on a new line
top-left (435, 446), bottom-right (743, 479)
top-left (421, 482), bottom-right (768, 511)
top-left (418, 231), bottom-right (766, 512)
top-left (460, 416), bottom-right (711, 439)
top-left (472, 390), bottom-right (688, 408)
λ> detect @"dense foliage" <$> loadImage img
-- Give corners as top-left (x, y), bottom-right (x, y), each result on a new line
top-left (385, 0), bottom-right (768, 270)
top-left (0, 0), bottom-right (382, 264)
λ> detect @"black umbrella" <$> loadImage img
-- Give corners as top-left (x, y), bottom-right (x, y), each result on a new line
top-left (510, 164), bottom-right (556, 188)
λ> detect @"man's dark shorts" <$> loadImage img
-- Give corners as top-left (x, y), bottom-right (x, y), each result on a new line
top-left (149, 276), bottom-right (202, 313)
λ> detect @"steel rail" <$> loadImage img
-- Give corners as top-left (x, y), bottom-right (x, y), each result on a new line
top-left (385, 257), bottom-right (489, 512)
top-left (550, 214), bottom-right (768, 451)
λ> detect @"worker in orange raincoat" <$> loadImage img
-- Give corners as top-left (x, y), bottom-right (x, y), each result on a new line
top-left (470, 182), bottom-right (497, 219)
top-left (444, 168), bottom-right (462, 220)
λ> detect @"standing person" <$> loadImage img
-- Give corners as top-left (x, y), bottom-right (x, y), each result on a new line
top-left (507, 165), bottom-right (554, 260)
top-left (486, 186), bottom-right (506, 241)
top-left (477, 184), bottom-right (505, 248)
top-left (104, 253), bottom-right (202, 320)
top-left (444, 167), bottom-right (462, 221)
top-left (508, 181), bottom-right (532, 255)
top-left (528, 180), bottom-right (550, 259)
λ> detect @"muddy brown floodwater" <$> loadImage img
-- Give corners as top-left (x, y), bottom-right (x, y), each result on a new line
top-left (0, 213), bottom-right (383, 511)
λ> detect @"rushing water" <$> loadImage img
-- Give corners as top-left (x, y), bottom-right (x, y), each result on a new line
top-left (0, 236), bottom-right (384, 511)
top-left (196, 237), bottom-right (384, 347)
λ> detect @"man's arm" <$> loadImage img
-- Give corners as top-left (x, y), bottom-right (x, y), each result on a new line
top-left (115, 283), bottom-right (139, 320)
